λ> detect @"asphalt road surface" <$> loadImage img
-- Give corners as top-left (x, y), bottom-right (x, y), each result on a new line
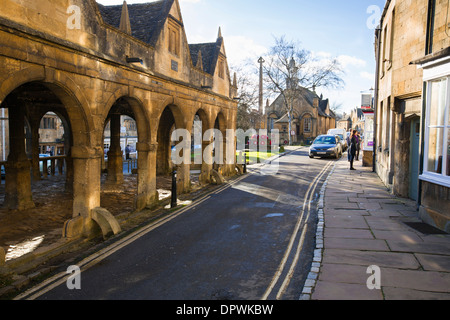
top-left (17, 148), bottom-right (335, 300)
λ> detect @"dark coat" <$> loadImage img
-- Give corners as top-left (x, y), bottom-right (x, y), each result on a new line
top-left (350, 135), bottom-right (357, 156)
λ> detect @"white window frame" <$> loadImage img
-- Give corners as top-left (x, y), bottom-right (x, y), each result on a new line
top-left (420, 57), bottom-right (450, 188)
top-left (304, 117), bottom-right (311, 133)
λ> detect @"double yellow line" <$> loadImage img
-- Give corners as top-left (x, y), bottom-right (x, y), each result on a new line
top-left (262, 160), bottom-right (333, 300)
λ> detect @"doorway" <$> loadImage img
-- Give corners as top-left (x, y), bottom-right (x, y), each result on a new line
top-left (409, 118), bottom-right (420, 201)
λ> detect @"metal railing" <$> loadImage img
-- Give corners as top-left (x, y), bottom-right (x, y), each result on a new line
top-left (0, 155), bottom-right (66, 179)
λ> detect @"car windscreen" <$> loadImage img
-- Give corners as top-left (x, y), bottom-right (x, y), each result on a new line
top-left (314, 136), bottom-right (336, 145)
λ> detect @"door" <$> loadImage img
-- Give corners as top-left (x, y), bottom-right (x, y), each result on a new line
top-left (409, 118), bottom-right (420, 201)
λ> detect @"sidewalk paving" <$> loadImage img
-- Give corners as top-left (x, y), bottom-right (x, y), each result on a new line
top-left (307, 156), bottom-right (450, 300)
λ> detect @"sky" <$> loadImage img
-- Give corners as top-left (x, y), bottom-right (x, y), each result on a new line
top-left (96, 0), bottom-right (387, 115)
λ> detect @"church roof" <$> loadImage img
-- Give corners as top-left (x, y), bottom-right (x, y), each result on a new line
top-left (268, 87), bottom-right (335, 119)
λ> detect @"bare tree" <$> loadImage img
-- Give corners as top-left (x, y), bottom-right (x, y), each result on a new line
top-left (232, 63), bottom-right (261, 131)
top-left (263, 36), bottom-right (344, 145)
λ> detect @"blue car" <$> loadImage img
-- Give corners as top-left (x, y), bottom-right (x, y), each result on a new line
top-left (309, 135), bottom-right (342, 159)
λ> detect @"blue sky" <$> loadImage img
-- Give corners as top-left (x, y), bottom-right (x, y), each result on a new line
top-left (96, 0), bottom-right (387, 114)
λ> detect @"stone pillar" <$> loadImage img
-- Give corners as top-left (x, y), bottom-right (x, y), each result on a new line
top-left (105, 113), bottom-right (123, 191)
top-left (4, 104), bottom-right (35, 210)
top-left (224, 128), bottom-right (236, 176)
top-left (135, 142), bottom-right (158, 210)
top-left (199, 139), bottom-right (212, 184)
top-left (64, 134), bottom-right (74, 193)
top-left (66, 145), bottom-right (102, 238)
top-left (176, 132), bottom-right (191, 194)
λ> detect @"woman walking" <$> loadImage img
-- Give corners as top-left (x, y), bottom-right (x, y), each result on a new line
top-left (349, 130), bottom-right (357, 170)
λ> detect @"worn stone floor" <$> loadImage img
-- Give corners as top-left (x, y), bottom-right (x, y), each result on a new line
top-left (0, 172), bottom-right (199, 261)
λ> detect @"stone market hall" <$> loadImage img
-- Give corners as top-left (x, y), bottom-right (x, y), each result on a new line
top-left (0, 0), bottom-right (238, 243)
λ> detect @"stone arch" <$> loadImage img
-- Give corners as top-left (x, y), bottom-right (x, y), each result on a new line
top-left (100, 89), bottom-right (156, 211)
top-left (0, 66), bottom-right (45, 105)
top-left (154, 101), bottom-right (192, 194)
top-left (0, 76), bottom-right (98, 242)
top-left (213, 110), bottom-right (227, 132)
top-left (42, 72), bottom-right (94, 148)
top-left (102, 87), bottom-right (152, 145)
top-left (189, 107), bottom-right (212, 184)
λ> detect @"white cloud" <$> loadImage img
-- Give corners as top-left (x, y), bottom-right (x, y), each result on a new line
top-left (225, 35), bottom-right (268, 67)
top-left (360, 71), bottom-right (375, 81)
top-left (337, 55), bottom-right (367, 68)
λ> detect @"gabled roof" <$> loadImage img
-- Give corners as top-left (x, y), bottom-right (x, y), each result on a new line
top-left (189, 38), bottom-right (223, 75)
top-left (97, 0), bottom-right (174, 46)
top-left (97, 0), bottom-right (227, 78)
top-left (318, 99), bottom-right (335, 118)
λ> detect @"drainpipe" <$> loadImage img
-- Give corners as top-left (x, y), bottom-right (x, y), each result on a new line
top-left (373, 27), bottom-right (382, 173)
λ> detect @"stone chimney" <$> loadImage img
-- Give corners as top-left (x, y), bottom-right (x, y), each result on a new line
top-left (313, 96), bottom-right (319, 108)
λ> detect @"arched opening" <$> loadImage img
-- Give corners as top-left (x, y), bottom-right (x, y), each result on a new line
top-left (0, 82), bottom-right (77, 261)
top-left (156, 105), bottom-right (190, 197)
top-left (191, 109), bottom-right (210, 185)
top-left (101, 96), bottom-right (152, 215)
top-left (213, 111), bottom-right (227, 171)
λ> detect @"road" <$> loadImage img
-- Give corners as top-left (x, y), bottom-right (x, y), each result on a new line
top-left (17, 148), bottom-right (335, 300)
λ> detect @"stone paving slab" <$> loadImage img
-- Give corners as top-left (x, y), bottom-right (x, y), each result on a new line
top-left (382, 287), bottom-right (450, 300)
top-left (324, 215), bottom-right (369, 229)
top-left (324, 228), bottom-right (374, 239)
top-left (312, 281), bottom-right (384, 300)
top-left (381, 268), bottom-right (450, 292)
top-left (324, 238), bottom-right (390, 251)
top-left (307, 158), bottom-right (450, 300)
top-left (387, 240), bottom-right (450, 255)
top-left (322, 248), bottom-right (421, 269)
top-left (415, 254), bottom-right (450, 272)
top-left (371, 229), bottom-right (424, 242)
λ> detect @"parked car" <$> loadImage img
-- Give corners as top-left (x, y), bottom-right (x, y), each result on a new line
top-left (327, 129), bottom-right (346, 151)
top-left (309, 135), bottom-right (342, 159)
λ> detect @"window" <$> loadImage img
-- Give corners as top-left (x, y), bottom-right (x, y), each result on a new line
top-left (382, 26), bottom-right (387, 73)
top-left (168, 22), bottom-right (180, 56)
top-left (422, 77), bottom-right (450, 185)
top-left (304, 117), bottom-right (311, 133)
top-left (218, 59), bottom-right (225, 79)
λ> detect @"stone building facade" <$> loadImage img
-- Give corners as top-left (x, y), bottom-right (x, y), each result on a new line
top-left (266, 87), bottom-right (336, 145)
top-left (374, 0), bottom-right (450, 232)
top-left (0, 0), bottom-right (237, 239)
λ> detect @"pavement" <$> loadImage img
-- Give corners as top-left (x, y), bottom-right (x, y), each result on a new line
top-left (301, 154), bottom-right (450, 300)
